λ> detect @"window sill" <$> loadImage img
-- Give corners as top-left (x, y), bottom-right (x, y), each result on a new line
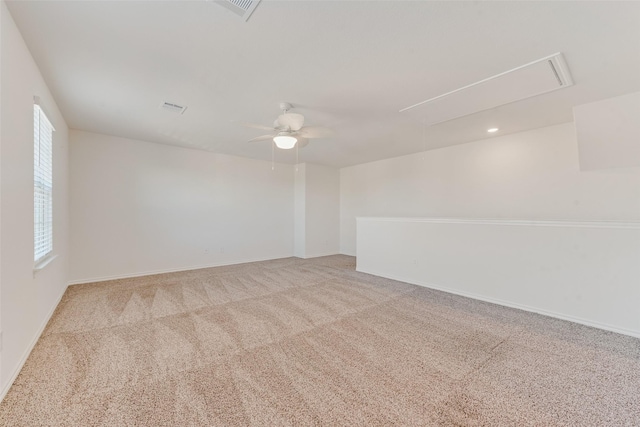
top-left (33, 254), bottom-right (58, 277)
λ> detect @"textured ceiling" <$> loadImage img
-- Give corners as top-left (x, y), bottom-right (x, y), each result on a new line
top-left (6, 0), bottom-right (640, 167)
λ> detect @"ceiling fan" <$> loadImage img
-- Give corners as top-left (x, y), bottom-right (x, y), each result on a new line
top-left (240, 103), bottom-right (333, 149)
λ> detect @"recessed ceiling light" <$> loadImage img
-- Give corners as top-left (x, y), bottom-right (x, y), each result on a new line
top-left (487, 128), bottom-right (499, 133)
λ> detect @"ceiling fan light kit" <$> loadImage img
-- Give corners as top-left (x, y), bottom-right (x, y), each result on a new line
top-left (240, 102), bottom-right (333, 150)
top-left (273, 133), bottom-right (297, 149)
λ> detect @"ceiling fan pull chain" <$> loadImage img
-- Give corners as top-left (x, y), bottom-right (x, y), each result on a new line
top-left (271, 140), bottom-right (275, 171)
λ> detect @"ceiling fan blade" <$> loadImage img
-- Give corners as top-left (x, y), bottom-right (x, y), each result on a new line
top-left (296, 137), bottom-right (309, 148)
top-left (297, 126), bottom-right (334, 139)
top-left (234, 121), bottom-right (274, 131)
top-left (247, 134), bottom-right (275, 143)
top-left (277, 113), bottom-right (305, 131)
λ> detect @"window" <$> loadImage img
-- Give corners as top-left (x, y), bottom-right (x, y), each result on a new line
top-left (34, 103), bottom-right (54, 263)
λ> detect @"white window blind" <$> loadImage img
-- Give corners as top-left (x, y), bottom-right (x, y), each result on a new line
top-left (34, 103), bottom-right (54, 263)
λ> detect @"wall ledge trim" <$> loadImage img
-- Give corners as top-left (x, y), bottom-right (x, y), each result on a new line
top-left (356, 217), bottom-right (640, 229)
top-left (357, 268), bottom-right (640, 339)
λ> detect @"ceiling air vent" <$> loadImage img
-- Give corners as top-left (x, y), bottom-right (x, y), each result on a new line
top-left (211, 0), bottom-right (262, 21)
top-left (400, 53), bottom-right (574, 126)
top-left (159, 101), bottom-right (187, 115)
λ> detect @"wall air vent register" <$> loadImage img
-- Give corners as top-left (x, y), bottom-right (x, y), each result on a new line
top-left (210, 0), bottom-right (262, 21)
top-left (159, 101), bottom-right (187, 115)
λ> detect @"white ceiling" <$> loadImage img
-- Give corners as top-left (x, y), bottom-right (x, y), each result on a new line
top-left (6, 0), bottom-right (640, 167)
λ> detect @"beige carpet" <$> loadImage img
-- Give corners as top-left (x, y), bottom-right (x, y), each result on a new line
top-left (0, 255), bottom-right (638, 426)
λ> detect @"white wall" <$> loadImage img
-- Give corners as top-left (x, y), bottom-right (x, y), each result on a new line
top-left (575, 91), bottom-right (640, 171)
top-left (340, 123), bottom-right (640, 255)
top-left (69, 130), bottom-right (294, 283)
top-left (303, 163), bottom-right (340, 258)
top-left (293, 164), bottom-right (306, 258)
top-left (1, 1), bottom-right (69, 397)
top-left (357, 218), bottom-right (640, 337)
top-left (293, 163), bottom-right (340, 258)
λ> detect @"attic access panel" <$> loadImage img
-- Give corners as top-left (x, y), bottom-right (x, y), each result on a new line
top-left (400, 53), bottom-right (573, 125)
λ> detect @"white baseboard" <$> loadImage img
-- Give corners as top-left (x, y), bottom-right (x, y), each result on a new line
top-left (67, 254), bottom-right (294, 286)
top-left (357, 268), bottom-right (640, 339)
top-left (299, 252), bottom-right (341, 259)
top-left (0, 283), bottom-right (68, 403)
